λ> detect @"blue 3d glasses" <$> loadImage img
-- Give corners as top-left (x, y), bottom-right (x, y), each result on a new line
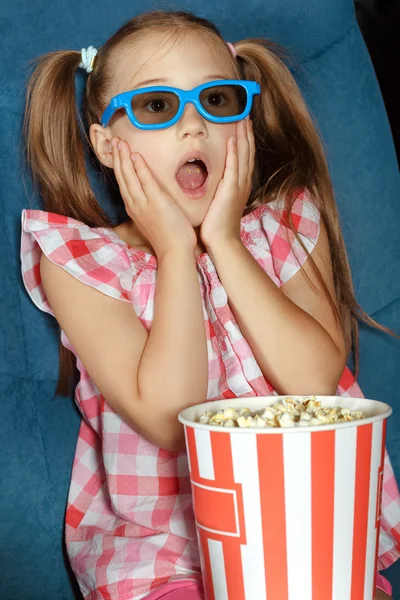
top-left (101, 80), bottom-right (261, 130)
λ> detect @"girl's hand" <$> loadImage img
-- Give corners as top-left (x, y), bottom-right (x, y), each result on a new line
top-left (200, 117), bottom-right (255, 248)
top-left (112, 138), bottom-right (197, 259)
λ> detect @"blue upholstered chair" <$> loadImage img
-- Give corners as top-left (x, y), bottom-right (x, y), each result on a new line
top-left (1, 0), bottom-right (399, 597)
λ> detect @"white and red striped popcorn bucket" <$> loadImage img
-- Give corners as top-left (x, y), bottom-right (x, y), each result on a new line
top-left (178, 396), bottom-right (392, 600)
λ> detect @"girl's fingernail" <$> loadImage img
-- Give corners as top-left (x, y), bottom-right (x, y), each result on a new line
top-left (131, 153), bottom-right (136, 162)
top-left (233, 136), bottom-right (237, 145)
top-left (117, 142), bottom-right (122, 150)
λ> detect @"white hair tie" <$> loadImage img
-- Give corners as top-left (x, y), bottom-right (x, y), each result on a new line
top-left (79, 46), bottom-right (98, 73)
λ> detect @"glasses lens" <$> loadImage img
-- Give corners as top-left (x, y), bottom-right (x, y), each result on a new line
top-left (199, 84), bottom-right (247, 118)
top-left (131, 91), bottom-right (179, 125)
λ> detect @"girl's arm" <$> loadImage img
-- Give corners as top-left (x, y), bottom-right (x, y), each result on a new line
top-left (206, 221), bottom-right (347, 396)
top-left (40, 248), bottom-right (208, 452)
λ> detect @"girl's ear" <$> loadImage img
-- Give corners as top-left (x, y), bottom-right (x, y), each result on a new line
top-left (89, 123), bottom-right (113, 168)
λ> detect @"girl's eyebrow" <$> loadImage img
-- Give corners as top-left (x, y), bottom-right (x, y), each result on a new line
top-left (133, 75), bottom-right (230, 88)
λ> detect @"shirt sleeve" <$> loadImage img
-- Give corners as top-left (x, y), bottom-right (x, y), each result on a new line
top-left (20, 209), bottom-right (133, 316)
top-left (244, 188), bottom-right (321, 286)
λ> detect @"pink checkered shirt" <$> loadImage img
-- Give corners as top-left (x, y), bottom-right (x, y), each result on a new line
top-left (20, 190), bottom-right (400, 599)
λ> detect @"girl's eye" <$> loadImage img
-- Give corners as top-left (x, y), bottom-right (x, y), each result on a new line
top-left (145, 98), bottom-right (170, 112)
top-left (203, 92), bottom-right (228, 107)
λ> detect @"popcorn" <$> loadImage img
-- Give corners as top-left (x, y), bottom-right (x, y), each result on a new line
top-left (299, 412), bottom-right (311, 423)
top-left (261, 407), bottom-right (275, 420)
top-left (223, 407), bottom-right (238, 420)
top-left (255, 415), bottom-right (267, 428)
top-left (197, 397), bottom-right (365, 429)
top-left (199, 412), bottom-right (213, 425)
top-left (237, 415), bottom-right (256, 428)
top-left (278, 412), bottom-right (296, 428)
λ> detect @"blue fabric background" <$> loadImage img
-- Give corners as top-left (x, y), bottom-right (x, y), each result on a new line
top-left (0, 0), bottom-right (399, 597)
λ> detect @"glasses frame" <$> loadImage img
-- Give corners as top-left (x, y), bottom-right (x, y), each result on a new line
top-left (100, 79), bottom-right (261, 130)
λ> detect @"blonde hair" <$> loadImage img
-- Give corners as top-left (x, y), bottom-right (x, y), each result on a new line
top-left (23, 9), bottom-right (394, 395)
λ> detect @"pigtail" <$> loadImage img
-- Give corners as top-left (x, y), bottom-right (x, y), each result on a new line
top-left (234, 39), bottom-right (396, 376)
top-left (23, 50), bottom-right (111, 227)
top-left (23, 51), bottom-right (113, 395)
top-left (234, 39), bottom-right (327, 209)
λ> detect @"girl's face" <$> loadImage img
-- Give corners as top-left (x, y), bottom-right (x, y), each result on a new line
top-left (94, 31), bottom-right (238, 228)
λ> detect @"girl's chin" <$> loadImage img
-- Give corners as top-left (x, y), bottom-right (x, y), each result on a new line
top-left (174, 194), bottom-right (213, 228)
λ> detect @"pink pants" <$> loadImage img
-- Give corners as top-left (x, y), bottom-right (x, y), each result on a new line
top-left (145, 581), bottom-right (203, 600)
top-left (146, 575), bottom-right (392, 598)
top-left (376, 573), bottom-right (393, 596)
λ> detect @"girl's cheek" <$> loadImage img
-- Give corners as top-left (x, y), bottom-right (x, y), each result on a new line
top-left (220, 122), bottom-right (237, 138)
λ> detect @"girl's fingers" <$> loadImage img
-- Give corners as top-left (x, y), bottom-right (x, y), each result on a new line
top-left (247, 118), bottom-right (256, 181)
top-left (237, 119), bottom-right (250, 188)
top-left (224, 135), bottom-right (239, 188)
top-left (118, 141), bottom-right (146, 205)
top-left (131, 154), bottom-right (163, 200)
top-left (112, 139), bottom-right (131, 203)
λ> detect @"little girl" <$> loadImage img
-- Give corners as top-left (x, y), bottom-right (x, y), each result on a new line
top-left (20, 9), bottom-right (399, 600)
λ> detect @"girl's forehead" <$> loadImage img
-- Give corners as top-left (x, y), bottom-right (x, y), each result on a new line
top-left (110, 31), bottom-right (234, 95)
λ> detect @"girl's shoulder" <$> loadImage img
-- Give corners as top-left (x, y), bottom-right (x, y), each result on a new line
top-left (240, 188), bottom-right (321, 286)
top-left (20, 209), bottom-right (156, 315)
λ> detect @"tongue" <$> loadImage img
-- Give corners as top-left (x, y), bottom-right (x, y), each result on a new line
top-left (176, 161), bottom-right (207, 190)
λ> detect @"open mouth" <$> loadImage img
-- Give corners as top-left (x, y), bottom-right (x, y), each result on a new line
top-left (175, 158), bottom-right (209, 198)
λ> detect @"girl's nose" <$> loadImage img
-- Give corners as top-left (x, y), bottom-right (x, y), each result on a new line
top-left (176, 102), bottom-right (207, 138)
